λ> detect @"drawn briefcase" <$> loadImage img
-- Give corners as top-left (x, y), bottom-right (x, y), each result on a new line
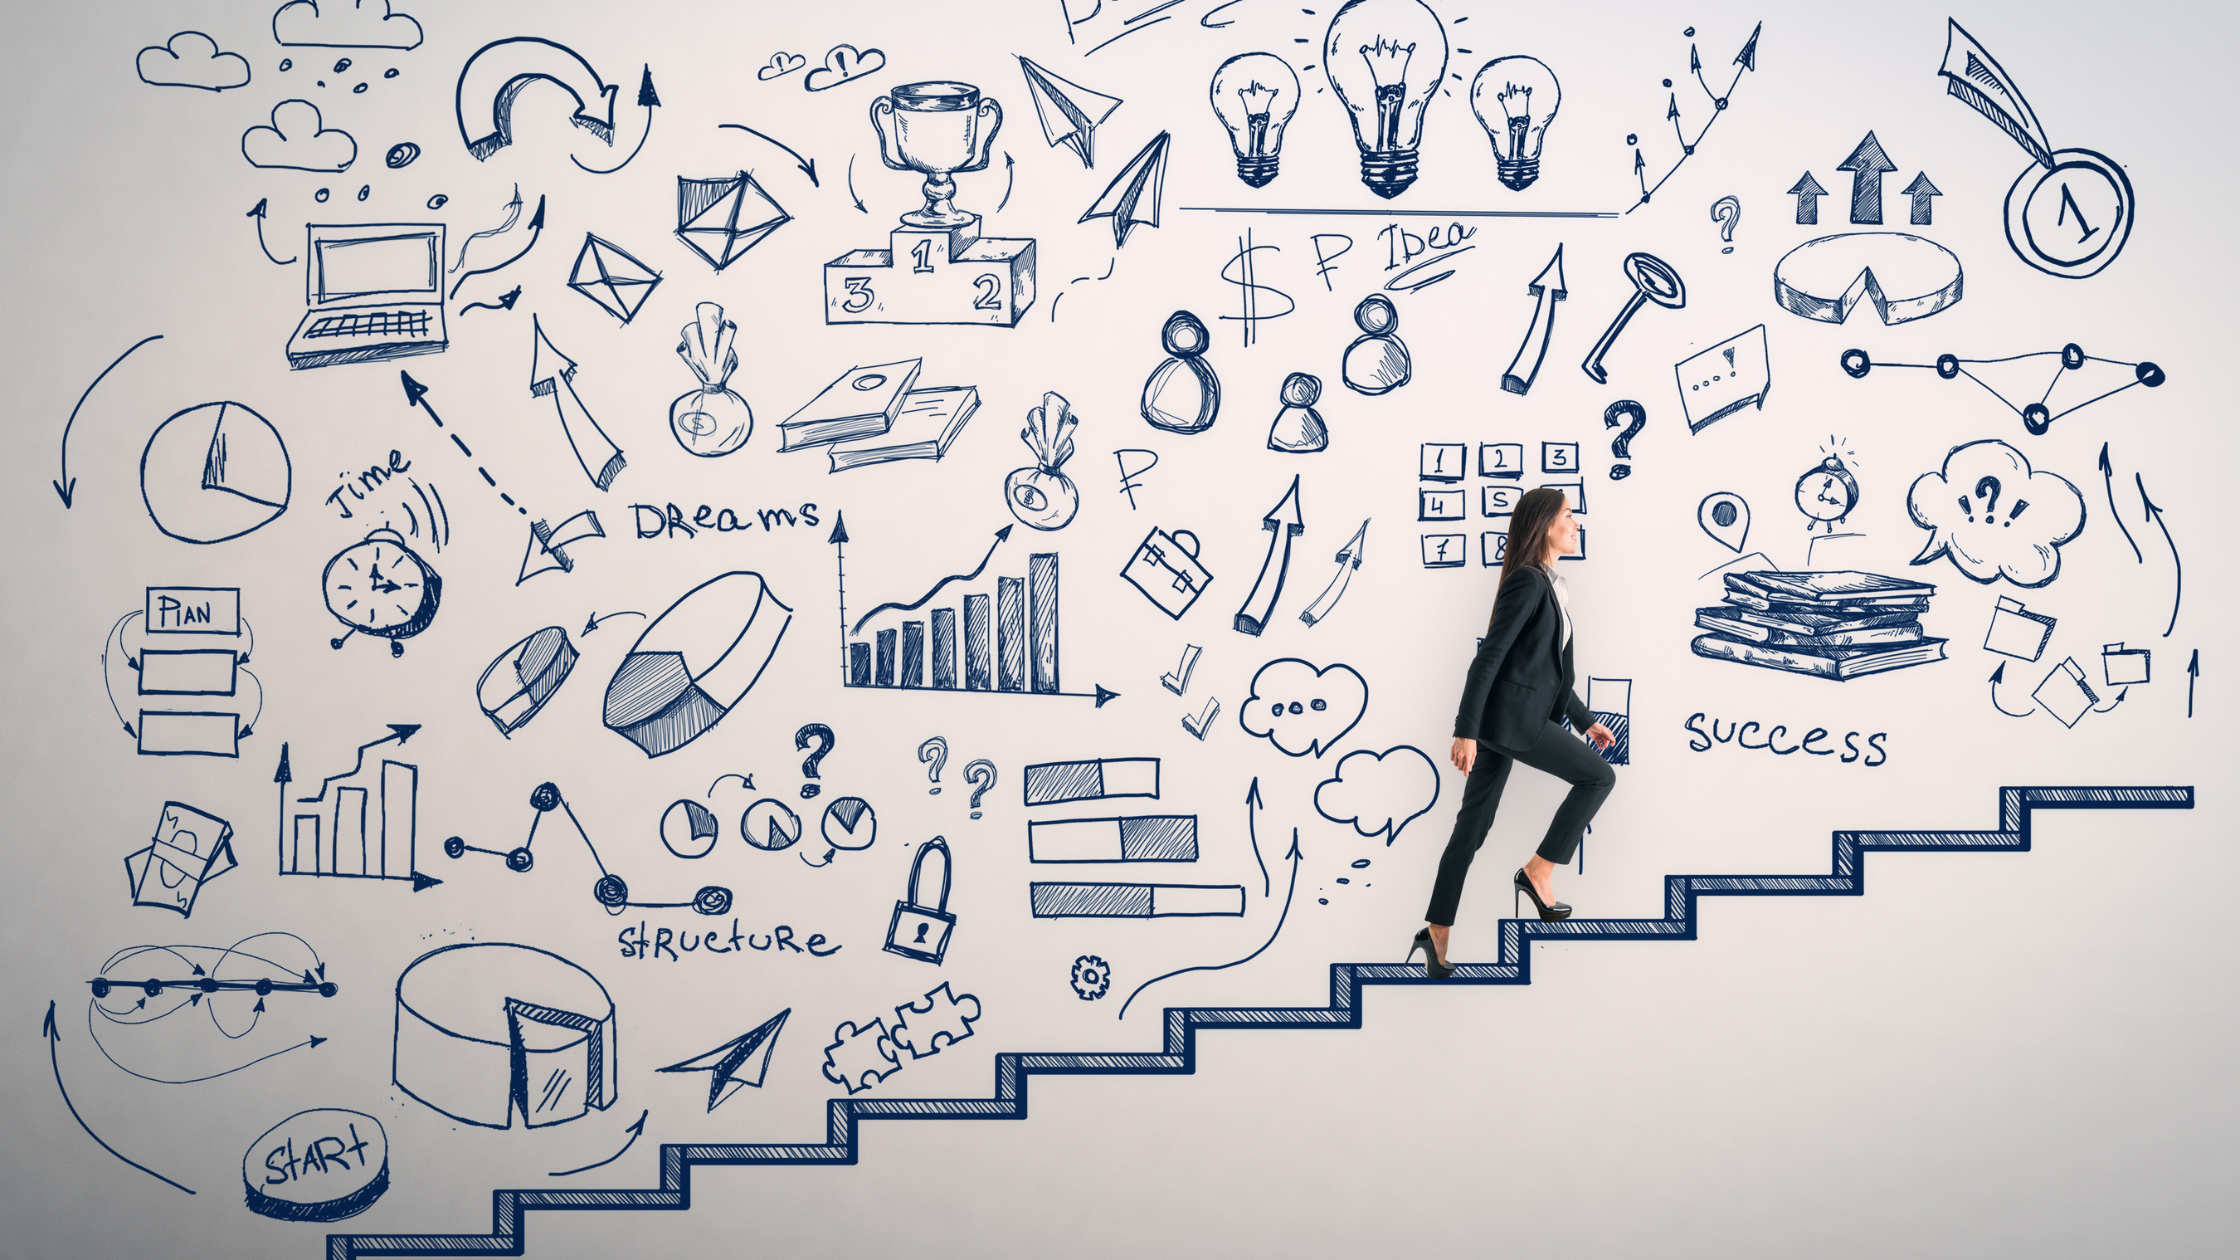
top-left (1122, 527), bottom-right (1212, 619)
top-left (883, 836), bottom-right (955, 964)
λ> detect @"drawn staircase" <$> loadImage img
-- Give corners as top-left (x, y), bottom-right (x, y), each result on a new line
top-left (331, 785), bottom-right (2191, 1258)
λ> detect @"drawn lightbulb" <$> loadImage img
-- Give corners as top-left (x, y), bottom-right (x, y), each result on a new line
top-left (1323, 0), bottom-right (1450, 199)
top-left (1209, 53), bottom-right (1301, 188)
top-left (1469, 56), bottom-right (1561, 191)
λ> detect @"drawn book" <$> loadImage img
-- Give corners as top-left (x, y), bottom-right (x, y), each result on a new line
top-left (1724, 570), bottom-right (1936, 606)
top-left (1690, 633), bottom-right (1949, 679)
top-left (779, 359), bottom-right (923, 451)
top-left (1695, 608), bottom-right (1924, 648)
top-left (824, 386), bottom-right (979, 472)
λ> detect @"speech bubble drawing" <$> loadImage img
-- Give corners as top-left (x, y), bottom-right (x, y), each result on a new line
top-left (1907, 439), bottom-right (2084, 588)
top-left (1239, 658), bottom-right (1367, 758)
top-left (1314, 745), bottom-right (1440, 844)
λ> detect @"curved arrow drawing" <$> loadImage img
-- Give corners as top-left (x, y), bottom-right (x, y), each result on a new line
top-left (550, 1110), bottom-right (648, 1177)
top-left (1235, 475), bottom-right (1304, 636)
top-left (459, 286), bottom-right (522, 315)
top-left (846, 154), bottom-right (867, 213)
top-left (717, 123), bottom-right (817, 185)
top-left (2138, 472), bottom-right (2180, 636)
top-left (1299, 519), bottom-right (1367, 627)
top-left (584, 610), bottom-right (647, 635)
top-left (46, 1002), bottom-right (194, 1194)
top-left (1118, 829), bottom-right (1301, 1020)
top-left (54, 334), bottom-right (162, 508)
top-left (1989, 662), bottom-right (2035, 717)
top-left (456, 37), bottom-right (618, 161)
top-left (2099, 443), bottom-right (2142, 563)
top-left (247, 199), bottom-right (295, 265)
top-left (1245, 777), bottom-right (1270, 896)
top-left (573, 67), bottom-right (659, 175)
top-left (449, 195), bottom-right (545, 299)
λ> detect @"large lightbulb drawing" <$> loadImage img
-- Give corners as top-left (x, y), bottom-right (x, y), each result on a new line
top-left (1209, 53), bottom-right (1301, 188)
top-left (1469, 56), bottom-right (1561, 191)
top-left (1323, 0), bottom-right (1449, 199)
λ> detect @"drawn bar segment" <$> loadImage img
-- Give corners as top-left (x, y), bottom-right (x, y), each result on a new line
top-left (1029, 882), bottom-right (1245, 917)
top-left (1028, 816), bottom-right (1198, 862)
top-left (1022, 757), bottom-right (1160, 805)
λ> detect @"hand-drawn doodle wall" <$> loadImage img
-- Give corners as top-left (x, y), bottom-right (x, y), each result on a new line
top-left (4, 2), bottom-right (2233, 1256)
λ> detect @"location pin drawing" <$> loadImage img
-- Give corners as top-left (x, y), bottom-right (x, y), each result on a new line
top-left (1698, 492), bottom-right (1751, 552)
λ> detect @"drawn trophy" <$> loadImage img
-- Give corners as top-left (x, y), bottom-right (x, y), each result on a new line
top-left (824, 80), bottom-right (1036, 326)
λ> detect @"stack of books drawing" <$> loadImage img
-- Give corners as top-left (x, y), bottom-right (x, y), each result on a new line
top-left (1693, 570), bottom-right (1945, 680)
top-left (779, 358), bottom-right (979, 472)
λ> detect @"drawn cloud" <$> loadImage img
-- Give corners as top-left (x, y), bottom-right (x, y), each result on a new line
top-left (1907, 439), bottom-right (2084, 588)
top-left (241, 100), bottom-right (358, 172)
top-left (136, 31), bottom-right (251, 91)
top-left (1314, 745), bottom-right (1439, 845)
top-left (804, 44), bottom-right (885, 93)
top-left (1240, 658), bottom-right (1367, 758)
top-left (272, 0), bottom-right (424, 50)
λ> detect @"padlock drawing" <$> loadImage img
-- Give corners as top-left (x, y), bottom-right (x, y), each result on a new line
top-left (1121, 526), bottom-right (1214, 620)
top-left (883, 836), bottom-right (955, 964)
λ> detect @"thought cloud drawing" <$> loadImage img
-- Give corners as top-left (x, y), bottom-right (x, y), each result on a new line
top-left (1240, 658), bottom-right (1367, 758)
top-left (137, 32), bottom-right (251, 91)
top-left (1907, 439), bottom-right (2084, 588)
top-left (1314, 746), bottom-right (1440, 844)
top-left (272, 0), bottom-right (424, 50)
top-left (241, 99), bottom-right (358, 171)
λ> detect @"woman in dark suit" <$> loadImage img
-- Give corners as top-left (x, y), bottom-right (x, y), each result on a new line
top-left (1409, 487), bottom-right (1616, 978)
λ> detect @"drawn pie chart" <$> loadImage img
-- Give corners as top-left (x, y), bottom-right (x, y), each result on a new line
top-left (393, 942), bottom-right (616, 1130)
top-left (1773, 233), bottom-right (1963, 326)
top-left (141, 401), bottom-right (291, 544)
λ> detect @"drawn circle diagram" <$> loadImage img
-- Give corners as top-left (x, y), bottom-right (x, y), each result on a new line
top-left (393, 942), bottom-right (617, 1130)
top-left (141, 401), bottom-right (290, 544)
top-left (2005, 149), bottom-right (2134, 279)
top-left (741, 798), bottom-right (802, 851)
top-left (661, 799), bottom-right (720, 858)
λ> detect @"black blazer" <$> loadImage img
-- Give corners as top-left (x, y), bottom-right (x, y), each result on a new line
top-left (1453, 566), bottom-right (1592, 752)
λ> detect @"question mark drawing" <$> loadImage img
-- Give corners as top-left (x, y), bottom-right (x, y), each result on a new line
top-left (918, 736), bottom-right (948, 794)
top-left (1710, 196), bottom-right (1741, 253)
top-left (1604, 400), bottom-right (1647, 480)
top-left (795, 724), bottom-right (835, 799)
top-left (961, 759), bottom-right (997, 819)
top-left (1965, 476), bottom-right (2000, 521)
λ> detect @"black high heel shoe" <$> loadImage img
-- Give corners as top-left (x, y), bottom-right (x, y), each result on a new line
top-left (1406, 927), bottom-right (1455, 979)
top-left (1513, 869), bottom-right (1572, 922)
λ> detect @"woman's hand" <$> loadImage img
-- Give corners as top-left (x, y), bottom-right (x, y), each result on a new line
top-left (1449, 737), bottom-right (1476, 773)
top-left (1584, 722), bottom-right (1616, 751)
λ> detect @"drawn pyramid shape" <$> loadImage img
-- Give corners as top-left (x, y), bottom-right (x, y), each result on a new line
top-left (568, 233), bottom-right (663, 324)
top-left (675, 172), bottom-right (791, 272)
top-left (1773, 232), bottom-right (1962, 325)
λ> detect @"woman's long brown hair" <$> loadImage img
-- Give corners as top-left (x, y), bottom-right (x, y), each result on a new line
top-left (1486, 486), bottom-right (1568, 630)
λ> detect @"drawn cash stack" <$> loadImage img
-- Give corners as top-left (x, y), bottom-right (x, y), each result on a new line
top-left (1691, 570), bottom-right (1945, 680)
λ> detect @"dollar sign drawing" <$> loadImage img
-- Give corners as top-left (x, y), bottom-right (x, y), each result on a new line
top-left (1217, 233), bottom-right (1295, 348)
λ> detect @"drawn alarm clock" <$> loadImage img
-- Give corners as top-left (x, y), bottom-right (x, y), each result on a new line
top-left (322, 528), bottom-right (442, 656)
top-left (1794, 455), bottom-right (1859, 532)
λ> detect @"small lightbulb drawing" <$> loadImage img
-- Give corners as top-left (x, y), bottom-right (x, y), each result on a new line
top-left (1323, 0), bottom-right (1450, 199)
top-left (1209, 53), bottom-right (1300, 188)
top-left (1469, 56), bottom-right (1561, 191)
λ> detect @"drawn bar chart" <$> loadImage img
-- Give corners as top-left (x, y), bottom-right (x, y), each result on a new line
top-left (1028, 817), bottom-right (1199, 862)
top-left (1029, 882), bottom-right (1245, 918)
top-left (847, 553), bottom-right (1062, 695)
top-left (289, 761), bottom-right (416, 881)
top-left (1023, 757), bottom-right (1159, 805)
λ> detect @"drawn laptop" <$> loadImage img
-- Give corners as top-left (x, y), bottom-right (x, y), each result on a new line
top-left (286, 223), bottom-right (449, 369)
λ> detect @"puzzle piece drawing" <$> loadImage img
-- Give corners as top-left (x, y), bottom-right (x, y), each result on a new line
top-left (820, 1018), bottom-right (899, 1093)
top-left (890, 982), bottom-right (982, 1061)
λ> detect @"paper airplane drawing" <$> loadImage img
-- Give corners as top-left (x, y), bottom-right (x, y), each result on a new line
top-left (567, 233), bottom-right (662, 324)
top-left (1081, 131), bottom-right (1169, 249)
top-left (657, 1008), bottom-right (789, 1111)
top-left (1018, 56), bottom-right (1123, 168)
top-left (675, 171), bottom-right (791, 272)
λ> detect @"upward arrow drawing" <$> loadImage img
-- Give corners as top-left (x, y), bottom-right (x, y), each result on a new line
top-left (1501, 244), bottom-right (1567, 396)
top-left (1838, 131), bottom-right (1897, 224)
top-left (1234, 475), bottom-right (1305, 636)
top-left (1902, 172), bottom-right (1942, 225)
top-left (1786, 171), bottom-right (1826, 224)
top-left (529, 318), bottom-right (626, 490)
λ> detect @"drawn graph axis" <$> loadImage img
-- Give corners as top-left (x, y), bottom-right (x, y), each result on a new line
top-left (328, 785), bottom-right (2189, 1257)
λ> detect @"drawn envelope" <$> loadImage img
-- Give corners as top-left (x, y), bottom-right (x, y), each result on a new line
top-left (126, 801), bottom-right (237, 917)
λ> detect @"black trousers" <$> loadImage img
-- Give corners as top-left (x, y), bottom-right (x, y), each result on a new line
top-left (1423, 724), bottom-right (1615, 927)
